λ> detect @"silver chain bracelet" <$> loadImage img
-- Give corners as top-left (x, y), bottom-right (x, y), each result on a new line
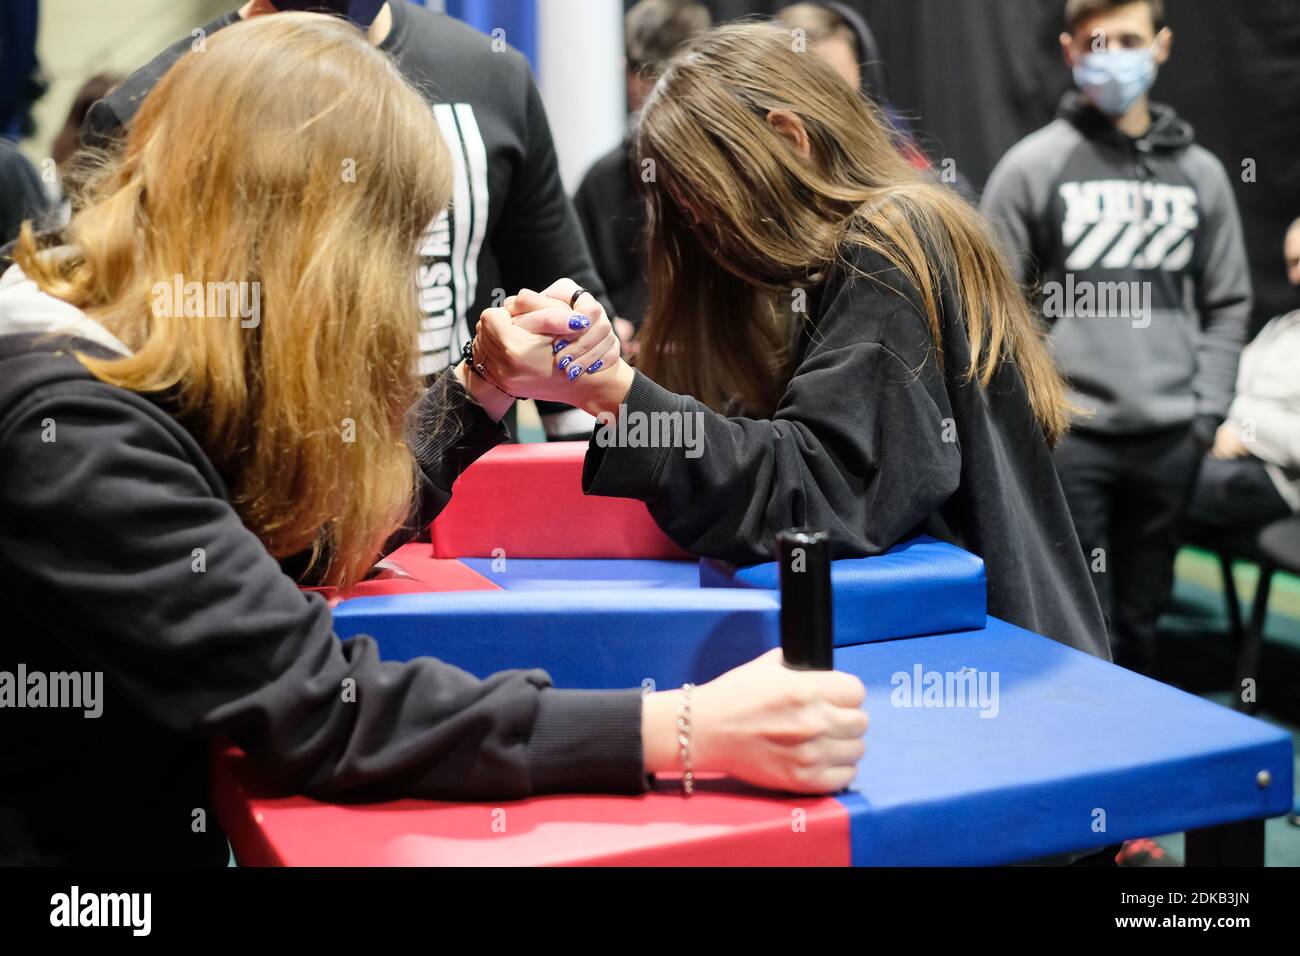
top-left (677, 683), bottom-right (695, 796)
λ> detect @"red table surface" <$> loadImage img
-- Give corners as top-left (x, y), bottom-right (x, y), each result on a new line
top-left (431, 442), bottom-right (691, 560)
top-left (228, 539), bottom-right (850, 865)
top-left (213, 747), bottom-right (850, 867)
top-left (303, 543), bottom-right (501, 603)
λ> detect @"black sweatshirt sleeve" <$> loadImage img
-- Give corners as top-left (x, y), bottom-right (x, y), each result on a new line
top-left (0, 379), bottom-right (646, 801)
top-left (376, 366), bottom-right (509, 556)
top-left (584, 268), bottom-right (963, 564)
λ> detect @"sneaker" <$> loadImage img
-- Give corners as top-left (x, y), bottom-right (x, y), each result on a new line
top-left (1115, 837), bottom-right (1180, 867)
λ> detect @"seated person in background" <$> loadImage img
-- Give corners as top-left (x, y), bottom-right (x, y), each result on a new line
top-left (0, 14), bottom-right (866, 866)
top-left (572, 0), bottom-right (710, 350)
top-left (479, 23), bottom-right (1110, 661)
top-left (1186, 217), bottom-right (1300, 529)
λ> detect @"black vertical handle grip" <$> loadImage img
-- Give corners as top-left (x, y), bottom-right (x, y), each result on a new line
top-left (776, 528), bottom-right (833, 670)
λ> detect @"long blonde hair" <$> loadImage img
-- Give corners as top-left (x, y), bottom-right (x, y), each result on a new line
top-left (16, 13), bottom-right (452, 589)
top-left (635, 23), bottom-right (1071, 444)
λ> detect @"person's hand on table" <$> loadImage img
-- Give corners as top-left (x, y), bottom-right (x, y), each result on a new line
top-left (641, 649), bottom-right (868, 794)
top-left (1211, 421), bottom-right (1250, 461)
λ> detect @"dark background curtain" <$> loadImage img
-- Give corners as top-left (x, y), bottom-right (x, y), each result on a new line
top-left (636, 0), bottom-right (1300, 331)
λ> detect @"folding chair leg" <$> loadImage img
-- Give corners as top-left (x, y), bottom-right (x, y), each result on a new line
top-left (1219, 552), bottom-right (1244, 645)
top-left (1234, 565), bottom-right (1274, 715)
top-left (1185, 819), bottom-right (1265, 866)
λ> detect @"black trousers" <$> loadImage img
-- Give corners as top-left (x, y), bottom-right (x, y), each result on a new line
top-left (1054, 426), bottom-right (1204, 671)
top-left (1185, 454), bottom-right (1291, 529)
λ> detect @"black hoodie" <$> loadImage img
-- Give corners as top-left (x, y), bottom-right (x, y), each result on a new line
top-left (0, 267), bottom-right (645, 865)
top-left (584, 241), bottom-right (1111, 664)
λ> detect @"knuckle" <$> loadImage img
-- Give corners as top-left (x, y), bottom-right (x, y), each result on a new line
top-left (848, 676), bottom-right (867, 704)
top-left (788, 742), bottom-right (812, 768)
top-left (795, 683), bottom-right (819, 706)
top-left (794, 711), bottom-right (826, 740)
top-left (787, 763), bottom-right (815, 789)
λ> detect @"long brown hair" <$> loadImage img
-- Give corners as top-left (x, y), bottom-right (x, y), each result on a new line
top-left (16, 13), bottom-right (451, 589)
top-left (635, 22), bottom-right (1071, 444)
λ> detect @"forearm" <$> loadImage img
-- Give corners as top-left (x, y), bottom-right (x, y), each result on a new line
top-left (581, 351), bottom-right (960, 564)
top-left (574, 358), bottom-right (637, 418)
top-left (1232, 397), bottom-right (1300, 470)
top-left (385, 366), bottom-right (512, 550)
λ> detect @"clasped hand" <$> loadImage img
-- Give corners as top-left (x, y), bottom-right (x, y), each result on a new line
top-left (473, 278), bottom-right (629, 409)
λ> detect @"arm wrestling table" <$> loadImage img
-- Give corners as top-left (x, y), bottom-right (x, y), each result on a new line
top-left (211, 443), bottom-right (1294, 866)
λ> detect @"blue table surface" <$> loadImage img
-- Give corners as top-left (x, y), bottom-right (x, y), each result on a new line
top-left (839, 618), bottom-right (1294, 865)
top-left (459, 546), bottom-right (986, 642)
top-left (331, 564), bottom-right (1295, 865)
top-left (460, 557), bottom-right (699, 590)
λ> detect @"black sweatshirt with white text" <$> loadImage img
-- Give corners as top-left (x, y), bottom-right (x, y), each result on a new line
top-left (83, 1), bottom-right (612, 381)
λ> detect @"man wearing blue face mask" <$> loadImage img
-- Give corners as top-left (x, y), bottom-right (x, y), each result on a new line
top-left (982, 0), bottom-right (1252, 683)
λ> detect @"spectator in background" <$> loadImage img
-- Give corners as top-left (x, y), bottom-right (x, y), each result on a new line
top-left (0, 0), bottom-right (43, 140)
top-left (46, 73), bottom-right (125, 224)
top-left (0, 0), bottom-right (50, 244)
top-left (0, 139), bottom-right (50, 245)
top-left (775, 2), bottom-right (976, 201)
top-left (981, 0), bottom-right (1251, 675)
top-left (572, 0), bottom-right (710, 347)
top-left (1186, 217), bottom-right (1300, 530)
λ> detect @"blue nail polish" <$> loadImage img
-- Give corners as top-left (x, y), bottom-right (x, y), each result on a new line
top-left (558, 355), bottom-right (573, 371)
top-left (586, 359), bottom-right (604, 374)
top-left (553, 339), bottom-right (569, 353)
top-left (567, 364), bottom-right (585, 382)
top-left (568, 314), bottom-right (590, 331)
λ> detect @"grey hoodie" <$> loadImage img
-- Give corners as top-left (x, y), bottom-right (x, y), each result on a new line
top-left (982, 93), bottom-right (1252, 436)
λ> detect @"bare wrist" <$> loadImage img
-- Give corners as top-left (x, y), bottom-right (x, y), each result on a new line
top-left (640, 689), bottom-right (683, 776)
top-left (577, 360), bottom-right (636, 418)
top-left (456, 359), bottom-right (513, 422)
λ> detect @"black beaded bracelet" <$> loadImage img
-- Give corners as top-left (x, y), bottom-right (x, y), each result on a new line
top-left (460, 337), bottom-right (515, 398)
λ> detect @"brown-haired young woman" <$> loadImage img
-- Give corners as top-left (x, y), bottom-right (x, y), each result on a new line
top-left (0, 14), bottom-right (867, 865)
top-left (488, 23), bottom-right (1109, 660)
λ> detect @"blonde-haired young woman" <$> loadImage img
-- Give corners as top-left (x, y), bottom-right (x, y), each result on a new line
top-left (0, 14), bottom-right (866, 866)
